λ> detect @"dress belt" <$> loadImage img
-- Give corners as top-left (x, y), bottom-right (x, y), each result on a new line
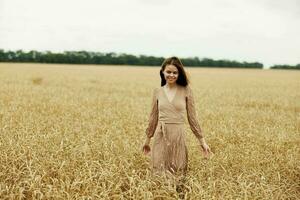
top-left (158, 120), bottom-right (184, 146)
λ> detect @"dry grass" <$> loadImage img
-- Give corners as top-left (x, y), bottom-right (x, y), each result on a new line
top-left (31, 77), bottom-right (43, 85)
top-left (0, 63), bottom-right (299, 199)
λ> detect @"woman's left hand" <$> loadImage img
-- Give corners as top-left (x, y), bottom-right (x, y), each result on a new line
top-left (201, 142), bottom-right (213, 159)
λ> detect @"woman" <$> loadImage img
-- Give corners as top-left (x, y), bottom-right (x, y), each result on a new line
top-left (142, 56), bottom-right (211, 178)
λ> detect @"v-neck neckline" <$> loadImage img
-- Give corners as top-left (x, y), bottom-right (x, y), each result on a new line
top-left (162, 85), bottom-right (178, 104)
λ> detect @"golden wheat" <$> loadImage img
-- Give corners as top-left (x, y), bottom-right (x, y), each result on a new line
top-left (0, 63), bottom-right (299, 199)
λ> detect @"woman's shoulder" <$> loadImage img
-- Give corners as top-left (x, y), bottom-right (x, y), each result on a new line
top-left (181, 84), bottom-right (191, 96)
top-left (152, 87), bottom-right (162, 97)
top-left (154, 86), bottom-right (162, 92)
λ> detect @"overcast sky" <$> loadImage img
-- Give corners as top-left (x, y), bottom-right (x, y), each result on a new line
top-left (0, 0), bottom-right (299, 68)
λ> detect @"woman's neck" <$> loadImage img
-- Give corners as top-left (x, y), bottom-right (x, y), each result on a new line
top-left (165, 82), bottom-right (177, 89)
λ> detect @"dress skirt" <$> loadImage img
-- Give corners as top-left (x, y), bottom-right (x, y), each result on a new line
top-left (151, 121), bottom-right (188, 177)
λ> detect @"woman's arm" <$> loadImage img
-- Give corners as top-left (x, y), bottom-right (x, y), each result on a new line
top-left (145, 88), bottom-right (159, 140)
top-left (186, 86), bottom-right (205, 145)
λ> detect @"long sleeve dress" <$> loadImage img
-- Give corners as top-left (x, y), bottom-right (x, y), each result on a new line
top-left (145, 85), bottom-right (204, 176)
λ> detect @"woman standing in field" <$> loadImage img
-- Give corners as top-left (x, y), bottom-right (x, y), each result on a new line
top-left (142, 56), bottom-right (212, 182)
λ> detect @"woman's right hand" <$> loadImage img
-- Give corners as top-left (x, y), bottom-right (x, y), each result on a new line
top-left (142, 144), bottom-right (151, 155)
top-left (142, 137), bottom-right (151, 155)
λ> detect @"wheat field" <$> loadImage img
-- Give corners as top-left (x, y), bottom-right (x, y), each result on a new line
top-left (0, 63), bottom-right (299, 199)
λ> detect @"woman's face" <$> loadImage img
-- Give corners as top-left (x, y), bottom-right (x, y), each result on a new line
top-left (163, 64), bottom-right (179, 84)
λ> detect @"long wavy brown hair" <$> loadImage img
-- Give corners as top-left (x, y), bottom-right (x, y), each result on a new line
top-left (160, 56), bottom-right (190, 87)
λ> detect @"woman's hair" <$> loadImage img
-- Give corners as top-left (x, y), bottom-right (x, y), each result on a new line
top-left (160, 56), bottom-right (189, 87)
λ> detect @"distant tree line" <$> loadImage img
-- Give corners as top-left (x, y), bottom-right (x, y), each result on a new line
top-left (270, 64), bottom-right (300, 70)
top-left (0, 49), bottom-right (265, 68)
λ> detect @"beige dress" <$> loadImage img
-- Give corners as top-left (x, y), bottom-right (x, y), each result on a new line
top-left (145, 85), bottom-right (204, 177)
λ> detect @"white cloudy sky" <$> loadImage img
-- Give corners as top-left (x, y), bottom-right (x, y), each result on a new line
top-left (0, 0), bottom-right (299, 67)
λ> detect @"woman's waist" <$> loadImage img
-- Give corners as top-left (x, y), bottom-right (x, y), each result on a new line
top-left (158, 119), bottom-right (184, 124)
top-left (159, 113), bottom-right (185, 124)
